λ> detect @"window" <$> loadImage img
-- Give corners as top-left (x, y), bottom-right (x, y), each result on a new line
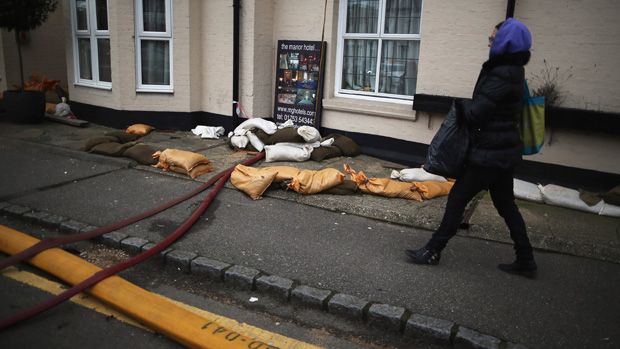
top-left (71, 0), bottom-right (112, 88)
top-left (336, 0), bottom-right (422, 101)
top-left (135, 0), bottom-right (173, 92)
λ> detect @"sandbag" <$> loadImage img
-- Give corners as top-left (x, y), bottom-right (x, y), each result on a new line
top-left (263, 166), bottom-right (300, 182)
top-left (601, 185), bottom-right (620, 206)
top-left (264, 144), bottom-right (313, 162)
top-left (266, 127), bottom-right (305, 144)
top-left (228, 133), bottom-right (249, 149)
top-left (323, 180), bottom-right (359, 195)
top-left (599, 203), bottom-right (620, 218)
top-left (310, 146), bottom-right (342, 161)
top-left (246, 131), bottom-right (265, 152)
top-left (126, 123), bottom-right (154, 136)
top-left (390, 168), bottom-right (447, 182)
top-left (343, 164), bottom-right (422, 201)
top-left (297, 126), bottom-right (321, 142)
top-left (122, 144), bottom-right (158, 165)
top-left (288, 168), bottom-right (345, 195)
top-left (513, 179), bottom-right (543, 203)
top-left (105, 130), bottom-right (142, 143)
top-left (230, 164), bottom-right (278, 200)
top-left (412, 181), bottom-right (454, 200)
top-left (329, 134), bottom-right (361, 157)
top-left (84, 136), bottom-right (118, 151)
top-left (539, 184), bottom-right (604, 214)
top-left (152, 149), bottom-right (213, 179)
top-left (191, 125), bottom-right (225, 139)
top-left (89, 142), bottom-right (136, 157)
top-left (234, 118), bottom-right (277, 136)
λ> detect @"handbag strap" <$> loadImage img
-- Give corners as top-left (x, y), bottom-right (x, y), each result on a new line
top-left (523, 80), bottom-right (532, 101)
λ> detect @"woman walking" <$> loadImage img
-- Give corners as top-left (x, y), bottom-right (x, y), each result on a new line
top-left (406, 19), bottom-right (537, 278)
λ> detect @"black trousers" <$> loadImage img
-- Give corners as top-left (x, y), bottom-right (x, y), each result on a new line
top-left (426, 164), bottom-right (534, 260)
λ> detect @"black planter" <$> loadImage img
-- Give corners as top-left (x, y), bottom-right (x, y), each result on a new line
top-left (3, 90), bottom-right (45, 123)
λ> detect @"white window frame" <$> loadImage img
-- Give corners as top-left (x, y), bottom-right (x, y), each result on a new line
top-left (335, 0), bottom-right (423, 104)
top-left (70, 0), bottom-right (112, 89)
top-left (135, 0), bottom-right (174, 93)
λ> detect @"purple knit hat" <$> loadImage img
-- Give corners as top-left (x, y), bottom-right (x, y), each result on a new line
top-left (490, 18), bottom-right (532, 56)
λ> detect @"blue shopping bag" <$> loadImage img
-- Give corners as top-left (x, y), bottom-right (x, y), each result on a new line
top-left (521, 81), bottom-right (545, 155)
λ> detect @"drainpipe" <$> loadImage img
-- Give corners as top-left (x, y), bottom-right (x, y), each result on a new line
top-left (232, 0), bottom-right (241, 129)
top-left (506, 0), bottom-right (516, 18)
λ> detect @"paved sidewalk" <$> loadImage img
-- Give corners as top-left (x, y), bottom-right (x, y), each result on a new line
top-left (0, 120), bottom-right (618, 265)
top-left (1, 119), bottom-right (620, 349)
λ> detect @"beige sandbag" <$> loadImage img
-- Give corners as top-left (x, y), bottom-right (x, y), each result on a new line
top-left (265, 166), bottom-right (300, 182)
top-left (230, 164), bottom-right (278, 200)
top-left (152, 149), bottom-right (213, 179)
top-left (343, 164), bottom-right (422, 201)
top-left (126, 123), bottom-right (154, 136)
top-left (412, 181), bottom-right (454, 200)
top-left (288, 168), bottom-right (345, 195)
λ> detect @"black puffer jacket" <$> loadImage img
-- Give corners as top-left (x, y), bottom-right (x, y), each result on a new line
top-left (460, 51), bottom-right (530, 169)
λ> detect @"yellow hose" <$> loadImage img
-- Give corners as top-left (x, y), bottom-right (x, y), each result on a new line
top-left (0, 225), bottom-right (277, 349)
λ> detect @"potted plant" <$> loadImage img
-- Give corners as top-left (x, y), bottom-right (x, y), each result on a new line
top-left (0, 0), bottom-right (58, 123)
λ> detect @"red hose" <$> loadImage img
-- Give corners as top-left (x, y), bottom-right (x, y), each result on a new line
top-left (0, 152), bottom-right (264, 330)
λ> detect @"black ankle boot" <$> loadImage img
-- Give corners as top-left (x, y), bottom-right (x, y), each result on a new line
top-left (405, 247), bottom-right (441, 265)
top-left (498, 259), bottom-right (537, 278)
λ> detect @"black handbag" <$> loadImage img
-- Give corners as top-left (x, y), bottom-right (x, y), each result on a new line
top-left (423, 101), bottom-right (469, 178)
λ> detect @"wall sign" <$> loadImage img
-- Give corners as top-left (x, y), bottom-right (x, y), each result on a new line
top-left (273, 40), bottom-right (326, 128)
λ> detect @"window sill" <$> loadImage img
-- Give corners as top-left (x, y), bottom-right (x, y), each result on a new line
top-left (136, 88), bottom-right (174, 94)
top-left (74, 82), bottom-right (112, 91)
top-left (322, 96), bottom-right (417, 121)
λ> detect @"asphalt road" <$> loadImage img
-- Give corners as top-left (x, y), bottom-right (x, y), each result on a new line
top-left (1, 137), bottom-right (619, 349)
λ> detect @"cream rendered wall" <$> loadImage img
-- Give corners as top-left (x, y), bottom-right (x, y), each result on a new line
top-left (68, 0), bottom-right (194, 114)
top-left (319, 0), bottom-right (619, 174)
top-left (239, 0), bottom-right (275, 119)
top-left (2, 1), bottom-right (68, 90)
top-left (201, 0), bottom-right (233, 116)
top-left (517, 0), bottom-right (620, 112)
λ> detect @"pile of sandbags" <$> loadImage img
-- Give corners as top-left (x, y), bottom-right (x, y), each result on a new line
top-left (83, 127), bottom-right (158, 165)
top-left (227, 118), bottom-right (360, 162)
top-left (152, 149), bottom-right (213, 179)
top-left (230, 164), bottom-right (345, 199)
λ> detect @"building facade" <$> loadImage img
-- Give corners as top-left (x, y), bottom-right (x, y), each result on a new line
top-left (2, 0), bottom-right (619, 178)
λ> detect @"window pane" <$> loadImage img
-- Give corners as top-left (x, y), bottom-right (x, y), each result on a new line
top-left (384, 0), bottom-right (422, 34)
top-left (98, 39), bottom-right (111, 82)
top-left (341, 39), bottom-right (378, 92)
top-left (346, 0), bottom-right (378, 33)
top-left (141, 40), bottom-right (170, 85)
top-left (78, 38), bottom-right (92, 80)
top-left (96, 0), bottom-right (108, 30)
top-left (75, 0), bottom-right (88, 30)
top-left (379, 40), bottom-right (419, 96)
top-left (143, 0), bottom-right (166, 32)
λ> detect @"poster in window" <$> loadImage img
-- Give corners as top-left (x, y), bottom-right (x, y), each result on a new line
top-left (273, 40), bottom-right (326, 128)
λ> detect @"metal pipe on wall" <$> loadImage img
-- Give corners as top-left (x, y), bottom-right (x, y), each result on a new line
top-left (506, 0), bottom-right (516, 18)
top-left (232, 0), bottom-right (241, 129)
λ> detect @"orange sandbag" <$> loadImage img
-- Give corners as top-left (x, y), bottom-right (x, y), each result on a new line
top-left (343, 164), bottom-right (422, 201)
top-left (288, 168), bottom-right (345, 195)
top-left (230, 164), bottom-right (278, 200)
top-left (45, 103), bottom-right (57, 114)
top-left (258, 166), bottom-right (300, 182)
top-left (152, 149), bottom-right (213, 179)
top-left (126, 123), bottom-right (154, 135)
top-left (412, 181), bottom-right (454, 199)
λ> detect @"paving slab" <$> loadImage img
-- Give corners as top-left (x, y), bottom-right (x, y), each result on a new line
top-left (467, 193), bottom-right (620, 262)
top-left (0, 138), bottom-right (124, 199)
